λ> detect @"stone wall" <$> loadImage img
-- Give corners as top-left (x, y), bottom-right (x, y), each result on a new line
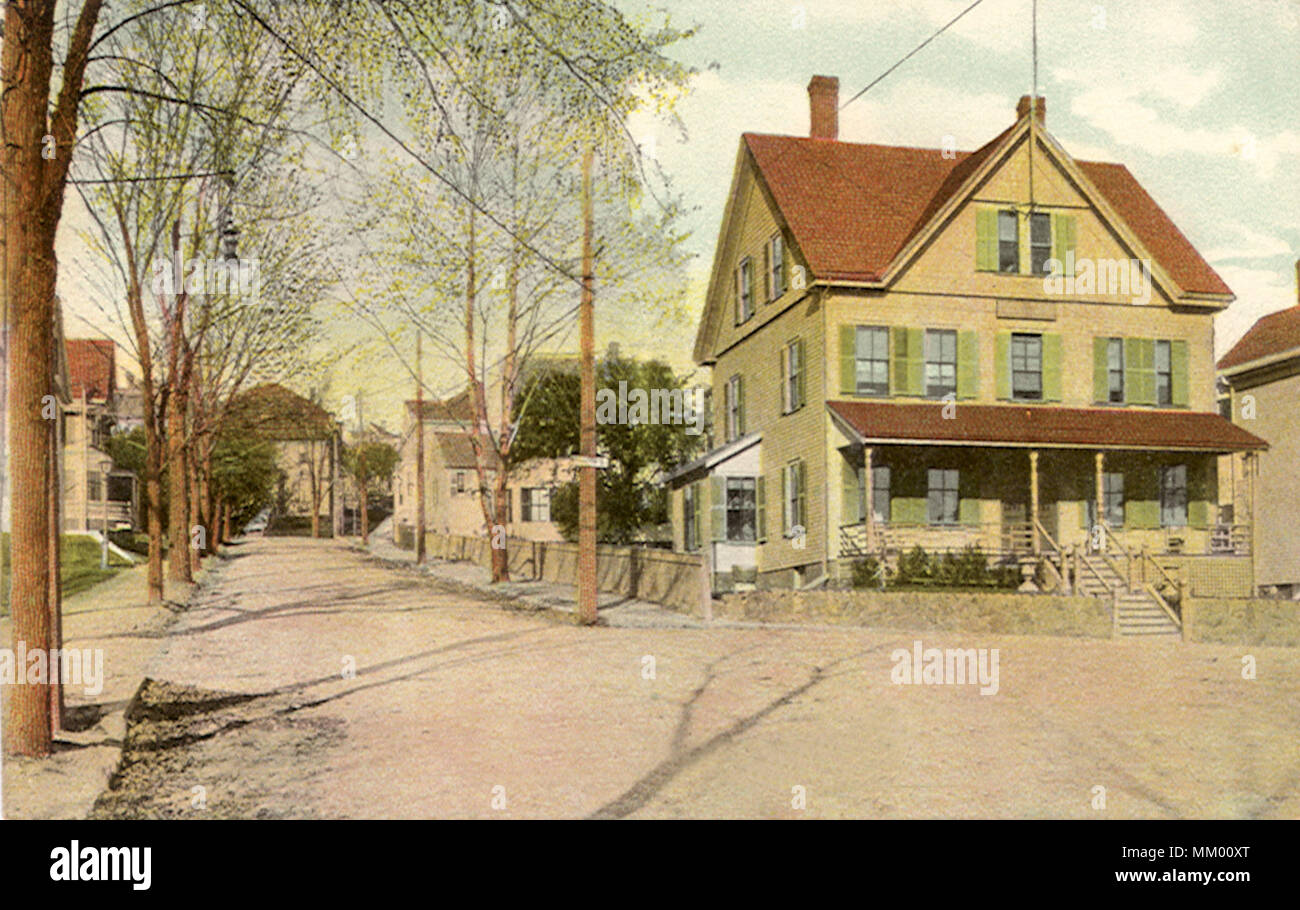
top-left (715, 589), bottom-right (1111, 638)
top-left (422, 532), bottom-right (704, 614)
top-left (1182, 598), bottom-right (1300, 647)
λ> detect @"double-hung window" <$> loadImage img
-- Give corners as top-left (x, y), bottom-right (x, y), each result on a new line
top-left (1107, 338), bottom-right (1124, 403)
top-left (521, 487), bottom-right (551, 523)
top-left (855, 326), bottom-right (889, 395)
top-left (1160, 464), bottom-right (1188, 527)
top-left (1155, 340), bottom-right (1173, 406)
top-left (998, 211), bottom-right (1019, 273)
top-left (725, 477), bottom-right (757, 542)
top-left (927, 468), bottom-right (959, 526)
top-left (783, 340), bottom-right (804, 412)
top-left (736, 257), bottom-right (754, 323)
top-left (1011, 333), bottom-right (1043, 401)
top-left (725, 374), bottom-right (744, 441)
top-left (925, 329), bottom-right (957, 398)
top-left (871, 465), bottom-right (891, 523)
top-left (767, 233), bottom-right (784, 300)
top-left (1030, 212), bottom-right (1052, 274)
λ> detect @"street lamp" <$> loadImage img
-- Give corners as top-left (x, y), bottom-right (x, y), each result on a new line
top-left (100, 458), bottom-right (113, 569)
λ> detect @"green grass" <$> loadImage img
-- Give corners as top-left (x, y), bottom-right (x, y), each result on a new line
top-left (0, 533), bottom-right (135, 616)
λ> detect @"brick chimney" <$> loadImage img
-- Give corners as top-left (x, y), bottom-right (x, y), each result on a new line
top-left (1016, 94), bottom-right (1046, 124)
top-left (808, 75), bottom-right (839, 140)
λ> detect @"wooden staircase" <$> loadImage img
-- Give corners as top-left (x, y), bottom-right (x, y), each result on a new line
top-left (1075, 551), bottom-right (1181, 638)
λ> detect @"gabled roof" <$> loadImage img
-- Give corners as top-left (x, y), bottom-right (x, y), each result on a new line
top-left (228, 383), bottom-right (335, 441)
top-left (828, 400), bottom-right (1266, 453)
top-left (66, 338), bottom-right (115, 402)
top-left (741, 128), bottom-right (1229, 294)
top-left (435, 432), bottom-right (501, 470)
top-left (405, 388), bottom-right (476, 424)
top-left (1217, 306), bottom-right (1300, 372)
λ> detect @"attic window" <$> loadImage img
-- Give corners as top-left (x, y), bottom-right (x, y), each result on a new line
top-left (767, 233), bottom-right (785, 300)
top-left (998, 211), bottom-right (1019, 273)
top-left (736, 257), bottom-right (754, 323)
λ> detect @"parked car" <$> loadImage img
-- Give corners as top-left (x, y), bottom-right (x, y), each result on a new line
top-left (242, 508), bottom-right (271, 535)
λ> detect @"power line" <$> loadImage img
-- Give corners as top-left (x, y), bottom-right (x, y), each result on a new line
top-left (840, 0), bottom-right (987, 111)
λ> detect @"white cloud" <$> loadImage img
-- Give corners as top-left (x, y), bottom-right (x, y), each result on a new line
top-left (1206, 224), bottom-right (1294, 262)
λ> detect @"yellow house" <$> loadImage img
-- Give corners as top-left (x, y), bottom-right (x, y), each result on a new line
top-left (671, 77), bottom-right (1265, 616)
top-left (1217, 264), bottom-right (1300, 598)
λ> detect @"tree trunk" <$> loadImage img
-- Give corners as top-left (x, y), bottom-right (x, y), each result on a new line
top-left (2, 0), bottom-right (106, 756)
top-left (47, 398), bottom-right (63, 733)
top-left (222, 502), bottom-right (231, 542)
top-left (187, 438), bottom-right (202, 573)
top-left (359, 456), bottom-right (370, 546)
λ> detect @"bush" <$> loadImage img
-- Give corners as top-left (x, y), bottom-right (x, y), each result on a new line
top-left (850, 556), bottom-right (888, 589)
top-left (875, 544), bottom-right (1020, 590)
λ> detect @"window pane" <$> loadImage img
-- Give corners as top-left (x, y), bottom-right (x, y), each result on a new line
top-left (1030, 213), bottom-right (1051, 244)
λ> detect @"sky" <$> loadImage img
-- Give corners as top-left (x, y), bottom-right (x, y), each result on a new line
top-left (56, 0), bottom-right (1300, 429)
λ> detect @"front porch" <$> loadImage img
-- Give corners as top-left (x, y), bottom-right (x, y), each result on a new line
top-left (835, 444), bottom-right (1256, 594)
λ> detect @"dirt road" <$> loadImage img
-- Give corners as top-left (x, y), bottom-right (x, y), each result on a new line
top-left (84, 537), bottom-right (1300, 819)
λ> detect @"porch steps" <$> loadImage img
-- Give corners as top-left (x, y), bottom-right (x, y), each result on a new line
top-left (1115, 594), bottom-right (1181, 637)
top-left (1076, 554), bottom-right (1181, 637)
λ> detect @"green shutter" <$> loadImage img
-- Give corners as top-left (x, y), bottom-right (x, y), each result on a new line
top-left (975, 208), bottom-right (998, 271)
top-left (959, 499), bottom-right (981, 527)
top-left (890, 326), bottom-right (909, 395)
top-left (841, 458), bottom-right (860, 524)
top-left (790, 338), bottom-right (800, 405)
top-left (995, 332), bottom-right (1011, 399)
top-left (957, 331), bottom-right (979, 399)
top-left (691, 482), bottom-right (702, 548)
top-left (1127, 499), bottom-right (1159, 529)
top-left (756, 476), bottom-right (767, 542)
top-left (839, 325), bottom-right (856, 395)
top-left (710, 475), bottom-right (726, 542)
top-left (1188, 499), bottom-right (1209, 529)
top-left (1170, 340), bottom-right (1189, 407)
top-left (736, 375), bottom-right (745, 433)
top-left (1092, 337), bottom-right (1110, 403)
top-left (1140, 338), bottom-right (1157, 404)
top-left (780, 468), bottom-right (787, 534)
top-left (1123, 337), bottom-right (1140, 404)
top-left (906, 328), bottom-right (924, 395)
top-left (1042, 333), bottom-right (1063, 401)
top-left (790, 462), bottom-right (800, 525)
top-left (1051, 213), bottom-right (1076, 268)
top-left (1124, 337), bottom-right (1157, 406)
top-left (892, 498), bottom-right (927, 525)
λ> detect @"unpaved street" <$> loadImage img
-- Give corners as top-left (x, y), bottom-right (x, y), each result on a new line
top-left (83, 537), bottom-right (1300, 819)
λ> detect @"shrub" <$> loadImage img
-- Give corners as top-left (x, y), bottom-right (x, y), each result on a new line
top-left (851, 556), bottom-right (888, 589)
top-left (896, 545), bottom-right (931, 585)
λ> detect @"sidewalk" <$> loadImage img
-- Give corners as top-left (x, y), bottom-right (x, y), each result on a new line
top-left (1, 561), bottom-right (195, 819)
top-left (358, 533), bottom-right (707, 629)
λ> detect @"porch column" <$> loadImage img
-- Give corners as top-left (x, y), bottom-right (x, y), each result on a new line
top-left (863, 446), bottom-right (874, 550)
top-left (1094, 451), bottom-right (1105, 538)
top-left (1029, 450), bottom-right (1040, 554)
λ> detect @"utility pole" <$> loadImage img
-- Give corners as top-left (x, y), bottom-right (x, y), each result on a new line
top-left (577, 147), bottom-right (598, 625)
top-left (357, 391), bottom-right (370, 545)
top-left (415, 331), bottom-right (426, 563)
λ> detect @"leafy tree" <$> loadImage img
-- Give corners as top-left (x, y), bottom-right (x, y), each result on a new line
top-left (342, 440), bottom-right (399, 543)
top-left (510, 352), bottom-right (704, 543)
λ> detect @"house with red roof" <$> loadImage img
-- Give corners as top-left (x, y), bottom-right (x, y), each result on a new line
top-left (669, 77), bottom-right (1265, 630)
top-left (62, 337), bottom-right (136, 533)
top-left (391, 387), bottom-right (576, 546)
top-left (1217, 262), bottom-right (1300, 597)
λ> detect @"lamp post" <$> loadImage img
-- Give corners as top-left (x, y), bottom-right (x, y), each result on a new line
top-left (100, 458), bottom-right (113, 569)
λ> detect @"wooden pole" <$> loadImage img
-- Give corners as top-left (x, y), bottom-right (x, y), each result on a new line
top-left (1029, 450), bottom-right (1040, 555)
top-left (577, 147), bottom-right (598, 625)
top-left (1094, 451), bottom-right (1105, 549)
top-left (415, 332), bottom-right (426, 564)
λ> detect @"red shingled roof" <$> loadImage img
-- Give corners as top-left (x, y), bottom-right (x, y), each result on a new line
top-left (828, 400), bottom-right (1266, 452)
top-left (1217, 306), bottom-right (1300, 371)
top-left (434, 432), bottom-right (501, 470)
top-left (66, 338), bottom-right (115, 401)
top-left (405, 389), bottom-right (476, 424)
top-left (743, 131), bottom-right (1230, 296)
